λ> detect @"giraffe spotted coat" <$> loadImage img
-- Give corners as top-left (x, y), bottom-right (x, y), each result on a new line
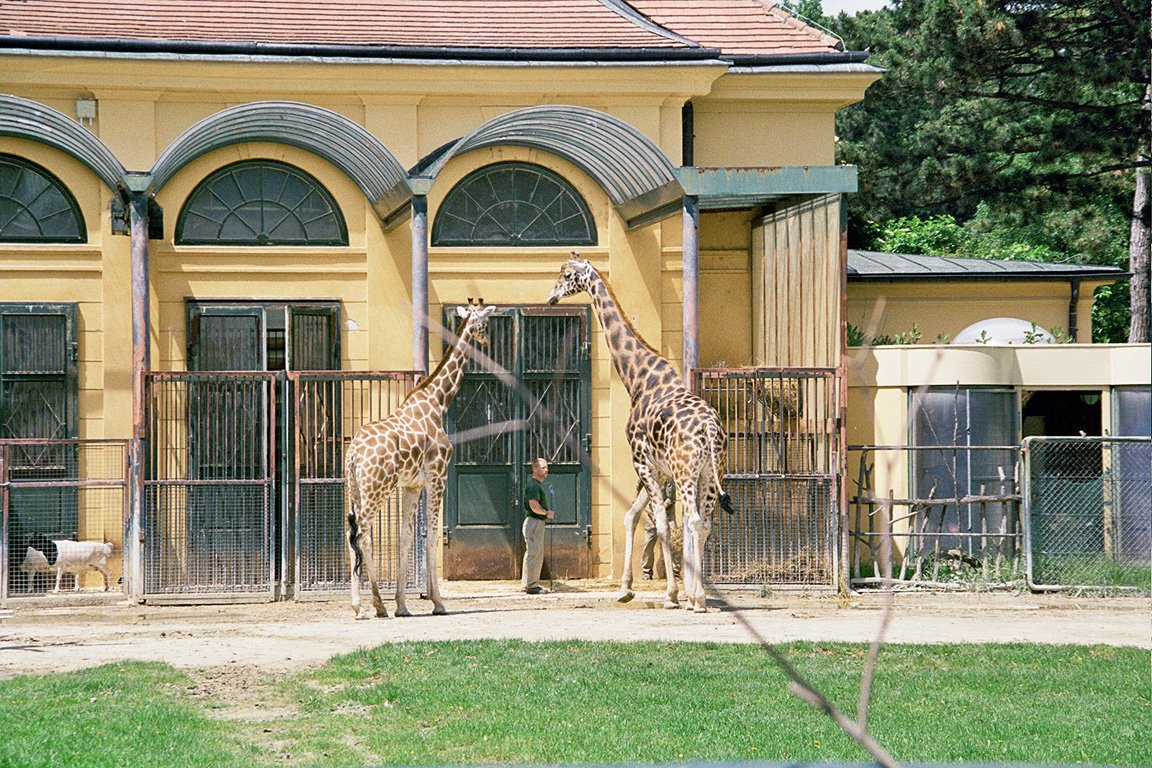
top-left (547, 255), bottom-right (732, 612)
top-left (345, 302), bottom-right (495, 618)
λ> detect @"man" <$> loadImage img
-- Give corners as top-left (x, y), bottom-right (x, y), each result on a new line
top-left (522, 457), bottom-right (554, 594)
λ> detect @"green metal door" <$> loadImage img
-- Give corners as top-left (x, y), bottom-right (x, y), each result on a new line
top-left (444, 305), bottom-right (591, 580)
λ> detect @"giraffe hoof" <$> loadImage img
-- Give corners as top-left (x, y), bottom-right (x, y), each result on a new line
top-left (394, 606), bottom-right (412, 617)
top-left (662, 599), bottom-right (680, 610)
top-left (615, 590), bottom-right (635, 603)
top-left (692, 603), bottom-right (708, 614)
top-left (431, 605), bottom-right (448, 616)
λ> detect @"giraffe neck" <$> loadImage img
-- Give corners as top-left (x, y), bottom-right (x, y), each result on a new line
top-left (419, 320), bottom-right (475, 413)
top-left (587, 270), bottom-right (682, 399)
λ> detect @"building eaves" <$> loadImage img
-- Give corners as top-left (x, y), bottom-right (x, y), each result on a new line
top-left (847, 250), bottom-right (1130, 282)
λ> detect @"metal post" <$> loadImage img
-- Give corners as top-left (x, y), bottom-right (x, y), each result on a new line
top-left (682, 194), bottom-right (700, 379)
top-left (128, 189), bottom-right (151, 602)
top-left (411, 194), bottom-right (429, 373)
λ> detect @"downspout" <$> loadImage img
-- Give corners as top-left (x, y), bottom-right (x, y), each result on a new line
top-left (1067, 277), bottom-right (1081, 341)
top-left (411, 193), bottom-right (429, 373)
top-left (682, 195), bottom-right (700, 379)
top-left (125, 177), bottom-right (151, 602)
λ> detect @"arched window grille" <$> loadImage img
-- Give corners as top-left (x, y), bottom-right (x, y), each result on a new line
top-left (432, 162), bottom-right (596, 246)
top-left (176, 160), bottom-right (347, 245)
top-left (0, 155), bottom-right (85, 243)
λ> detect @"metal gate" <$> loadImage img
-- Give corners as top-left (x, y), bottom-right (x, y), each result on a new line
top-left (142, 372), bottom-right (276, 601)
top-left (693, 367), bottom-right (840, 585)
top-left (0, 439), bottom-right (128, 601)
top-left (444, 305), bottom-right (592, 580)
top-left (290, 371), bottom-right (422, 596)
top-left (1024, 436), bottom-right (1152, 592)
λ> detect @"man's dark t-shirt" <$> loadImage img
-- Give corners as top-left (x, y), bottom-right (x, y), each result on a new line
top-left (524, 477), bottom-right (549, 520)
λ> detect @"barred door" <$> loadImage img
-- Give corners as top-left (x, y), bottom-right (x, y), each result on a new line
top-left (694, 368), bottom-right (840, 585)
top-left (0, 304), bottom-right (79, 592)
top-left (444, 305), bottom-right (592, 580)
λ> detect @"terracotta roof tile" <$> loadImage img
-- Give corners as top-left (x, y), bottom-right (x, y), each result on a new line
top-left (628, 0), bottom-right (842, 56)
top-left (0, 0), bottom-right (841, 58)
top-left (0, 0), bottom-right (692, 51)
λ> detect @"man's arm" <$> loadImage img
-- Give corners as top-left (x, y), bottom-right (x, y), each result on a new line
top-left (527, 498), bottom-right (554, 519)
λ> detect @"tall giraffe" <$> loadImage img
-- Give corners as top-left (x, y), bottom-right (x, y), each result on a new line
top-left (547, 255), bottom-right (733, 612)
top-left (345, 300), bottom-right (496, 618)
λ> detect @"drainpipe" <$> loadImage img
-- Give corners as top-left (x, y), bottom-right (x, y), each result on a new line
top-left (124, 176), bottom-right (152, 602)
top-left (682, 195), bottom-right (700, 381)
top-left (410, 192), bottom-right (429, 373)
top-left (1067, 277), bottom-right (1081, 341)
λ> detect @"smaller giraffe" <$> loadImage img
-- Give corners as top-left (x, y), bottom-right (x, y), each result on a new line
top-left (547, 255), bottom-right (733, 612)
top-left (345, 300), bottom-right (495, 618)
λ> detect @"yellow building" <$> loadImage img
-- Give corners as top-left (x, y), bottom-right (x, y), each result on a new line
top-left (2, 1), bottom-right (1143, 601)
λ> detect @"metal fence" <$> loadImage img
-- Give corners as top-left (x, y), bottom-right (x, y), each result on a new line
top-left (0, 439), bottom-right (128, 601)
top-left (289, 371), bottom-right (422, 597)
top-left (1024, 436), bottom-right (1151, 593)
top-left (847, 445), bottom-right (1023, 589)
top-left (142, 372), bottom-right (277, 601)
top-left (694, 367), bottom-right (840, 585)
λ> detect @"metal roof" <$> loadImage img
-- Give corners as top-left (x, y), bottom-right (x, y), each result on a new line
top-left (415, 105), bottom-right (682, 228)
top-left (0, 94), bottom-right (126, 191)
top-left (150, 102), bottom-right (411, 222)
top-left (678, 166), bottom-right (858, 210)
top-left (847, 250), bottom-right (1128, 281)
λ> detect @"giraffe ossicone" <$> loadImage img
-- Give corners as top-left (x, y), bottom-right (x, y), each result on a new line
top-left (547, 254), bottom-right (733, 613)
top-left (344, 300), bottom-right (496, 619)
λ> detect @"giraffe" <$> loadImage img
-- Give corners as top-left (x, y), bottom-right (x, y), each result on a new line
top-left (547, 255), bottom-right (733, 612)
top-left (344, 299), bottom-right (496, 618)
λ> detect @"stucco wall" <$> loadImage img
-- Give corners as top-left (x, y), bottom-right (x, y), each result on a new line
top-left (847, 279), bottom-right (1111, 344)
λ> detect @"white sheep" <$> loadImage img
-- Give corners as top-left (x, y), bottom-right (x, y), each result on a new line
top-left (20, 538), bottom-right (114, 593)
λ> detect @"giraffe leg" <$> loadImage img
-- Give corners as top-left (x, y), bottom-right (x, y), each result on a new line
top-left (394, 488), bottom-right (420, 617)
top-left (681, 484), bottom-right (709, 613)
top-left (350, 515), bottom-right (388, 619)
top-left (653, 496), bottom-right (680, 610)
top-left (424, 477), bottom-right (447, 615)
top-left (347, 499), bottom-right (366, 618)
top-left (616, 487), bottom-right (648, 603)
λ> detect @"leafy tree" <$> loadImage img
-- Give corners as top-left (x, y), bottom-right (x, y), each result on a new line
top-left (828, 0), bottom-right (1150, 342)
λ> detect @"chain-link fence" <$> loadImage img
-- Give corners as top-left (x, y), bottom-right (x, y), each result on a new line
top-left (1024, 436), bottom-right (1151, 593)
top-left (1, 440), bottom-right (129, 601)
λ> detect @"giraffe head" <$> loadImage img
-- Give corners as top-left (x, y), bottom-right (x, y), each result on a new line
top-left (546, 253), bottom-right (595, 305)
top-left (455, 299), bottom-right (496, 346)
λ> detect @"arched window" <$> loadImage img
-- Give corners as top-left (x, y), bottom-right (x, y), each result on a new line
top-left (176, 160), bottom-right (347, 245)
top-left (0, 155), bottom-right (85, 243)
top-left (432, 162), bottom-right (596, 246)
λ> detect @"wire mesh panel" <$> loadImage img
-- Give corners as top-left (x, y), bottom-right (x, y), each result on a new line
top-left (1, 440), bottom-right (128, 599)
top-left (1024, 436), bottom-right (1152, 593)
top-left (143, 372), bottom-right (276, 600)
top-left (694, 368), bottom-right (839, 585)
top-left (290, 371), bottom-right (422, 596)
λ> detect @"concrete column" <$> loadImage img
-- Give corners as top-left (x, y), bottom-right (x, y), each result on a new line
top-left (411, 194), bottom-right (429, 373)
top-left (682, 195), bottom-right (700, 381)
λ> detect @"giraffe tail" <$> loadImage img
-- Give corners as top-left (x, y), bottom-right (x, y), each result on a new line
top-left (347, 513), bottom-right (365, 577)
top-left (708, 423), bottom-right (736, 515)
top-left (346, 452), bottom-right (365, 577)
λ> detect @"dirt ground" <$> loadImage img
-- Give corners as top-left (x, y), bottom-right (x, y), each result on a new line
top-left (2, 580), bottom-right (1149, 681)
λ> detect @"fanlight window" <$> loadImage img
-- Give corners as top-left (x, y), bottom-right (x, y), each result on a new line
top-left (177, 160), bottom-right (347, 245)
top-left (432, 162), bottom-right (596, 246)
top-left (0, 155), bottom-right (85, 243)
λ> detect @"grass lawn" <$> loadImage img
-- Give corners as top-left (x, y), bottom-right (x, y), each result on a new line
top-left (0, 641), bottom-right (1148, 767)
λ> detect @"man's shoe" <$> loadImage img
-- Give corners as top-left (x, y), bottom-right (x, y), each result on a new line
top-left (525, 586), bottom-right (549, 595)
